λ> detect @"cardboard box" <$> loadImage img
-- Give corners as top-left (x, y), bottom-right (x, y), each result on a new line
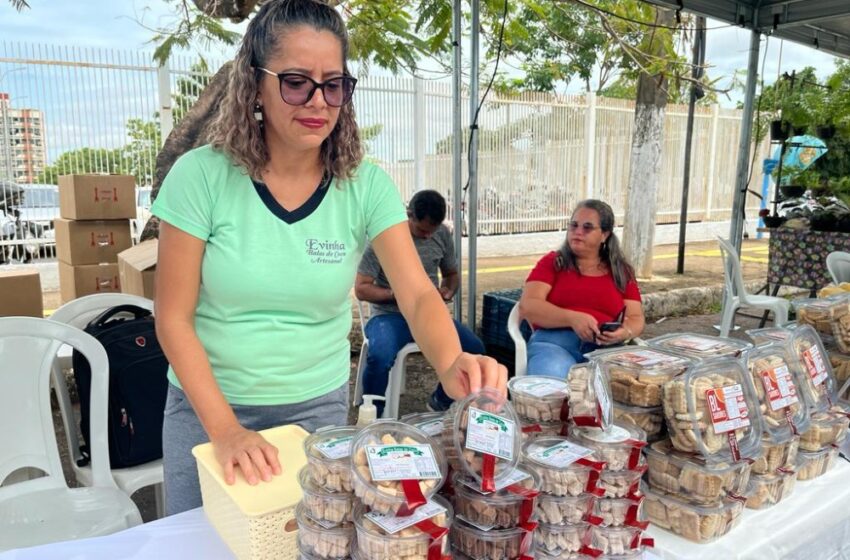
top-left (58, 174), bottom-right (136, 220)
top-left (58, 261), bottom-right (121, 302)
top-left (0, 269), bottom-right (43, 317)
top-left (55, 218), bottom-right (133, 265)
top-left (118, 239), bottom-right (157, 299)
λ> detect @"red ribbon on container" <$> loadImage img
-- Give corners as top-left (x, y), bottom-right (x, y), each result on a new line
top-left (777, 466), bottom-right (796, 475)
top-left (626, 439), bottom-right (647, 470)
top-left (630, 533), bottom-right (655, 550)
top-left (521, 424), bottom-right (542, 434)
top-left (624, 500), bottom-right (649, 531)
top-left (560, 398), bottom-right (571, 422)
top-left (586, 514), bottom-right (605, 526)
top-left (413, 517), bottom-right (448, 560)
top-left (560, 422), bottom-right (571, 437)
top-left (505, 483), bottom-right (540, 525)
top-left (481, 454), bottom-right (497, 492)
top-left (397, 480), bottom-right (427, 516)
top-left (785, 409), bottom-right (799, 436)
top-left (727, 493), bottom-right (748, 504)
top-left (578, 546), bottom-right (604, 558)
top-left (517, 521), bottom-right (538, 560)
top-left (575, 457), bottom-right (607, 496)
top-left (727, 432), bottom-right (742, 462)
top-left (572, 401), bottom-right (607, 428)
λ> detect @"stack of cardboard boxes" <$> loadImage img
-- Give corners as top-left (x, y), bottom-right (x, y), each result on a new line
top-left (56, 174), bottom-right (136, 303)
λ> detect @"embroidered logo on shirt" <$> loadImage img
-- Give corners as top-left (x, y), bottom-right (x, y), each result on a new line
top-left (305, 238), bottom-right (347, 264)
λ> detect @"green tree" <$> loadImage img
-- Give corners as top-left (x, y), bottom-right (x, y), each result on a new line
top-left (37, 148), bottom-right (127, 184)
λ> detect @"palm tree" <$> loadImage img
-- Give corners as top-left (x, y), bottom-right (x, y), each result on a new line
top-left (9, 0), bottom-right (29, 11)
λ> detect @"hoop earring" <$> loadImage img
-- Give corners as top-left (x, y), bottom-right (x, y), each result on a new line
top-left (254, 103), bottom-right (264, 125)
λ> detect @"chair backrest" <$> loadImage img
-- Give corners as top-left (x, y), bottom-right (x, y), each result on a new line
top-left (507, 302), bottom-right (528, 377)
top-left (0, 318), bottom-right (114, 496)
top-left (356, 299), bottom-right (370, 338)
top-left (717, 237), bottom-right (748, 300)
top-left (827, 251), bottom-right (850, 284)
top-left (47, 293), bottom-right (154, 469)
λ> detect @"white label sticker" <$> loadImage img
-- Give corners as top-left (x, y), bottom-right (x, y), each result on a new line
top-left (759, 364), bottom-right (799, 411)
top-left (802, 345), bottom-right (829, 387)
top-left (593, 373), bottom-right (613, 427)
top-left (416, 418), bottom-right (445, 437)
top-left (611, 350), bottom-right (684, 368)
top-left (461, 468), bottom-right (532, 495)
top-left (314, 436), bottom-right (352, 460)
top-left (365, 500), bottom-right (447, 534)
top-left (669, 335), bottom-right (727, 353)
top-left (465, 407), bottom-right (517, 461)
top-left (365, 444), bottom-right (441, 481)
top-left (529, 440), bottom-right (594, 468)
top-left (705, 384), bottom-right (752, 434)
top-left (517, 378), bottom-right (568, 398)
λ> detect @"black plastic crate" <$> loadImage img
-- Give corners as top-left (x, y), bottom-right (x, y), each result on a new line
top-left (481, 288), bottom-right (531, 354)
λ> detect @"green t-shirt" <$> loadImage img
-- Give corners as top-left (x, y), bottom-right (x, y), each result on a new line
top-left (151, 145), bottom-right (406, 405)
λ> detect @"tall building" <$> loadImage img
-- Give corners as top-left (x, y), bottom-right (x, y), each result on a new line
top-left (0, 93), bottom-right (46, 183)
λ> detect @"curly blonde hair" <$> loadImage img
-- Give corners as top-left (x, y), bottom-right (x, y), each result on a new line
top-left (207, 0), bottom-right (363, 180)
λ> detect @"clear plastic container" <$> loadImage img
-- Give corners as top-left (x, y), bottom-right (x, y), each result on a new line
top-left (522, 437), bottom-right (604, 497)
top-left (598, 461), bottom-right (646, 498)
top-left (508, 375), bottom-right (570, 422)
top-left (745, 470), bottom-right (797, 509)
top-left (799, 409), bottom-right (850, 451)
top-left (567, 362), bottom-right (614, 430)
top-left (589, 347), bottom-right (691, 407)
top-left (662, 357), bottom-right (763, 462)
top-left (447, 388), bottom-right (522, 492)
top-left (592, 496), bottom-right (645, 528)
top-left (304, 426), bottom-right (356, 493)
top-left (400, 411), bottom-right (446, 438)
top-left (613, 403), bottom-right (665, 442)
top-left (354, 495), bottom-right (452, 560)
top-left (452, 467), bottom-right (540, 530)
top-left (350, 420), bottom-right (447, 516)
top-left (794, 295), bottom-right (850, 351)
top-left (744, 343), bottom-right (810, 443)
top-left (573, 422), bottom-right (647, 471)
top-left (536, 493), bottom-right (595, 525)
top-left (751, 435), bottom-right (799, 475)
top-left (746, 326), bottom-right (792, 345)
top-left (450, 517), bottom-right (534, 560)
top-left (644, 439), bottom-right (751, 504)
top-left (828, 349), bottom-right (850, 384)
top-left (788, 326), bottom-right (838, 413)
top-left (642, 485), bottom-right (744, 544)
top-left (520, 418), bottom-right (567, 441)
top-left (296, 501), bottom-right (354, 559)
top-left (648, 333), bottom-right (751, 360)
top-left (589, 525), bottom-right (645, 556)
top-left (298, 466), bottom-right (355, 525)
top-left (536, 522), bottom-right (590, 556)
top-left (797, 446), bottom-right (840, 481)
top-left (534, 548), bottom-right (596, 560)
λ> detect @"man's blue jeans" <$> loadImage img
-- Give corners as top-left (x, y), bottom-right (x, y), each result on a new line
top-left (527, 328), bottom-right (598, 379)
top-left (363, 312), bottom-right (485, 414)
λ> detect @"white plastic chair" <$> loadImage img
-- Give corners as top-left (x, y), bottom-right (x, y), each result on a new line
top-left (827, 251), bottom-right (850, 284)
top-left (507, 303), bottom-right (529, 377)
top-left (47, 293), bottom-right (164, 519)
top-left (352, 299), bottom-right (421, 419)
top-left (718, 237), bottom-right (790, 337)
top-left (0, 317), bottom-right (142, 551)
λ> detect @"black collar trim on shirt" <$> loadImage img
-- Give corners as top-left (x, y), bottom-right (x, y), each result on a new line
top-left (251, 173), bottom-right (332, 224)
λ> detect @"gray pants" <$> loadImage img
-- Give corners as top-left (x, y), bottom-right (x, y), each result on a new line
top-left (162, 382), bottom-right (349, 516)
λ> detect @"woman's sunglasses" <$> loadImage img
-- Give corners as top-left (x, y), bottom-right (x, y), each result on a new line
top-left (257, 68), bottom-right (357, 108)
top-left (568, 221), bottom-right (601, 233)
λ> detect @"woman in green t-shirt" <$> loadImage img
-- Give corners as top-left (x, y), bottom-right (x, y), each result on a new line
top-left (151, 0), bottom-right (507, 515)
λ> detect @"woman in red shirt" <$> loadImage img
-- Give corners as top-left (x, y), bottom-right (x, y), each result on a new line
top-left (519, 199), bottom-right (645, 378)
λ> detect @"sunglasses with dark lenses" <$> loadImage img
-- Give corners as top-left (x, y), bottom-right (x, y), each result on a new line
top-left (569, 221), bottom-right (600, 233)
top-left (258, 68), bottom-right (357, 107)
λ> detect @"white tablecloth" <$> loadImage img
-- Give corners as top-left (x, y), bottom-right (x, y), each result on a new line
top-left (3, 459), bottom-right (850, 560)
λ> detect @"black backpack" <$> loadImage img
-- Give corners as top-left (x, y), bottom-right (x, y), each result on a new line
top-left (72, 304), bottom-right (169, 469)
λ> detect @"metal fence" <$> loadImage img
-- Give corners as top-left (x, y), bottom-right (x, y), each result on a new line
top-left (0, 41), bottom-right (766, 261)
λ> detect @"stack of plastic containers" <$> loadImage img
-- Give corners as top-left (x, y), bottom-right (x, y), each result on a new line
top-left (590, 347), bottom-right (693, 443)
top-left (440, 389), bottom-right (536, 560)
top-left (343, 420), bottom-right (451, 560)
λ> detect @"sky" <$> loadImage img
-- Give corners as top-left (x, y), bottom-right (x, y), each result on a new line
top-left (0, 2), bottom-right (844, 166)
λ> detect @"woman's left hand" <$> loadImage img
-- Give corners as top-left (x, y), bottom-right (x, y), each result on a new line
top-left (441, 352), bottom-right (508, 401)
top-left (596, 327), bottom-right (629, 346)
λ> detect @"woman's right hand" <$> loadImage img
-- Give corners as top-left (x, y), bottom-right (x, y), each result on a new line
top-left (212, 425), bottom-right (282, 485)
top-left (568, 311), bottom-right (600, 342)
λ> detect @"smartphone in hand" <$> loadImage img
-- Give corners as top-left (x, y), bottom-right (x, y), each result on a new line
top-left (599, 321), bottom-right (622, 333)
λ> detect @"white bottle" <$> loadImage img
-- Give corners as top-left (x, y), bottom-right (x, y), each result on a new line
top-left (356, 395), bottom-right (385, 427)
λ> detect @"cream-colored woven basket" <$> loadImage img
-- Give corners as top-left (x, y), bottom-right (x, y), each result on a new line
top-left (193, 425), bottom-right (309, 560)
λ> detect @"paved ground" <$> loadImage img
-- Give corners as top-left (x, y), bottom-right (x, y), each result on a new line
top-left (39, 237), bottom-right (774, 522)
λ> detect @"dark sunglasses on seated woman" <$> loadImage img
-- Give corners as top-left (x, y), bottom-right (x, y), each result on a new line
top-left (257, 68), bottom-right (357, 107)
top-left (569, 221), bottom-right (601, 232)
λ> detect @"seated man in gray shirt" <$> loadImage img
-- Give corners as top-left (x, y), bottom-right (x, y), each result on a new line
top-left (356, 190), bottom-right (486, 414)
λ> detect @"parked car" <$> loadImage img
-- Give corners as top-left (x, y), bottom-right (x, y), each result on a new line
top-left (0, 181), bottom-right (44, 263)
top-left (132, 186), bottom-right (153, 242)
